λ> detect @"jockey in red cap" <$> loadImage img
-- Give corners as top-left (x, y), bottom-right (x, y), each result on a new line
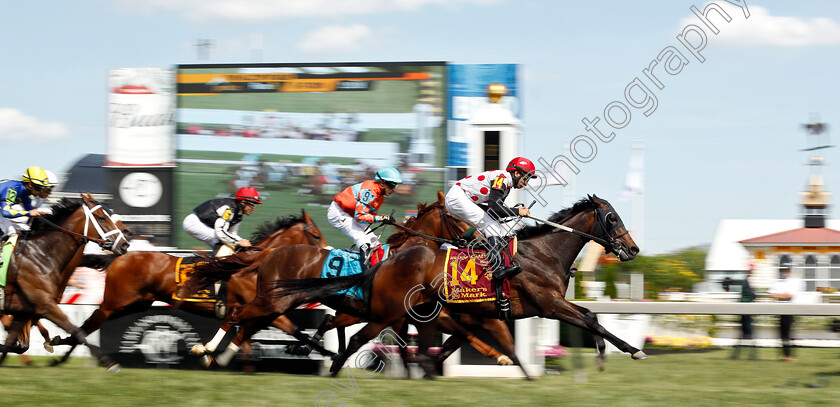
top-left (445, 157), bottom-right (537, 280)
top-left (182, 186), bottom-right (262, 256)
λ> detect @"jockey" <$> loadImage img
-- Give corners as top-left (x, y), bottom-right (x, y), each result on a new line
top-left (444, 157), bottom-right (537, 280)
top-left (327, 166), bottom-right (402, 266)
top-left (183, 186), bottom-right (262, 256)
top-left (0, 167), bottom-right (54, 238)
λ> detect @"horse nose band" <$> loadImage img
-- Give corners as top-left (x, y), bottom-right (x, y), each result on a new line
top-left (83, 204), bottom-right (128, 251)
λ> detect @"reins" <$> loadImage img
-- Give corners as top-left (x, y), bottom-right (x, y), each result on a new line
top-left (34, 216), bottom-right (109, 245)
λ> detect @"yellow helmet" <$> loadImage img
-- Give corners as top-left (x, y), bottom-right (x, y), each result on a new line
top-left (23, 166), bottom-right (52, 188)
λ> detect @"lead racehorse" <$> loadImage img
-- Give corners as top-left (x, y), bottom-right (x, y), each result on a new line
top-left (227, 195), bottom-right (645, 378)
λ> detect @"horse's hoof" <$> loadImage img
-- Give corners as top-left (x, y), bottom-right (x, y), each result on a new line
top-left (631, 351), bottom-right (648, 360)
top-left (107, 364), bottom-right (121, 373)
top-left (497, 355), bottom-right (513, 365)
top-left (200, 355), bottom-right (216, 368)
top-left (43, 342), bottom-right (55, 353)
top-left (190, 344), bottom-right (207, 356)
top-left (595, 356), bottom-right (606, 371)
top-left (50, 336), bottom-right (64, 346)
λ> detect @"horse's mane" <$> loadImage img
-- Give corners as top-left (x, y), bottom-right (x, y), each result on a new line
top-left (250, 215), bottom-right (304, 242)
top-left (385, 201), bottom-right (443, 247)
top-left (28, 198), bottom-right (84, 236)
top-left (516, 197), bottom-right (597, 239)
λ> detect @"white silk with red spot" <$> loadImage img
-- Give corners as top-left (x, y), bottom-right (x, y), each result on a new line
top-left (454, 170), bottom-right (511, 204)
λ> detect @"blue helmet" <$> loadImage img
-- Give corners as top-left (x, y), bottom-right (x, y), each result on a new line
top-left (375, 167), bottom-right (403, 184)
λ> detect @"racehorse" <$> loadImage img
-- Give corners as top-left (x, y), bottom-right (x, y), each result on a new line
top-left (188, 193), bottom-right (521, 371)
top-left (297, 192), bottom-right (526, 376)
top-left (226, 195), bottom-right (644, 378)
top-left (52, 211), bottom-right (332, 365)
top-left (0, 194), bottom-right (130, 371)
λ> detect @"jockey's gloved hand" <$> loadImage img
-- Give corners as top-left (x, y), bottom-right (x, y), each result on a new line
top-left (379, 215), bottom-right (396, 225)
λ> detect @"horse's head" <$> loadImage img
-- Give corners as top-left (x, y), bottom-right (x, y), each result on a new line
top-left (250, 211), bottom-right (330, 249)
top-left (588, 194), bottom-right (639, 261)
top-left (80, 193), bottom-right (131, 256)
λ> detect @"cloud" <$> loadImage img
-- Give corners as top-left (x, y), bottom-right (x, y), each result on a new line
top-left (683, 5), bottom-right (840, 46)
top-left (297, 24), bottom-right (375, 55)
top-left (0, 109), bottom-right (70, 141)
top-left (110, 0), bottom-right (503, 23)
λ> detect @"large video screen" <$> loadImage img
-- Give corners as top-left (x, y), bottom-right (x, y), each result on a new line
top-left (174, 62), bottom-right (447, 250)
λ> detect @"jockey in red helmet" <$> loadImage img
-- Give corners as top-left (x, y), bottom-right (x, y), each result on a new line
top-left (445, 157), bottom-right (537, 280)
top-left (183, 186), bottom-right (262, 256)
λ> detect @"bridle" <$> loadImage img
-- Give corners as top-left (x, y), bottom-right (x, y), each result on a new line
top-left (35, 200), bottom-right (127, 251)
top-left (532, 199), bottom-right (630, 257)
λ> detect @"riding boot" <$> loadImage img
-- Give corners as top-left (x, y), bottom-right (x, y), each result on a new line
top-left (488, 236), bottom-right (521, 281)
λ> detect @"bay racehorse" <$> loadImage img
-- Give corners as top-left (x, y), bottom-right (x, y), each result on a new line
top-left (296, 191), bottom-right (526, 376)
top-left (52, 210), bottom-right (333, 364)
top-left (233, 195), bottom-right (644, 378)
top-left (188, 193), bottom-right (520, 371)
top-left (0, 194), bottom-right (130, 371)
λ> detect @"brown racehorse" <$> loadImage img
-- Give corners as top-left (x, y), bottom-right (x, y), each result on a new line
top-left (52, 211), bottom-right (333, 364)
top-left (0, 194), bottom-right (130, 371)
top-left (188, 193), bottom-right (520, 370)
top-left (297, 191), bottom-right (526, 376)
top-left (226, 195), bottom-right (644, 378)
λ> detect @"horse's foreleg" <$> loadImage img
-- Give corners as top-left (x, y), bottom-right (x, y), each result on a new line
top-left (214, 314), bottom-right (277, 367)
top-left (191, 322), bottom-right (232, 356)
top-left (34, 320), bottom-right (53, 353)
top-left (548, 300), bottom-right (646, 360)
top-left (591, 318), bottom-right (607, 371)
top-left (51, 307), bottom-right (115, 366)
top-left (36, 302), bottom-right (120, 372)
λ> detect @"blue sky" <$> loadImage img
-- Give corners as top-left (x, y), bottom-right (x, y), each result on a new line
top-left (2, 0), bottom-right (839, 255)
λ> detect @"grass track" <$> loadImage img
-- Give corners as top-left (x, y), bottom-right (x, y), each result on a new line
top-left (5, 348), bottom-right (840, 406)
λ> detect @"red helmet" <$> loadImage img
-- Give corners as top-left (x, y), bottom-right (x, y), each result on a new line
top-left (506, 157), bottom-right (538, 178)
top-left (234, 186), bottom-right (262, 204)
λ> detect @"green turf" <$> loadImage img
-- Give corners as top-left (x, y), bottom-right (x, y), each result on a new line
top-left (5, 348), bottom-right (840, 406)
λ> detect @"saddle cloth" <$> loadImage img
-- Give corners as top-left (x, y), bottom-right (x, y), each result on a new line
top-left (319, 244), bottom-right (390, 301)
top-left (172, 257), bottom-right (218, 302)
top-left (0, 235), bottom-right (18, 287)
top-left (442, 238), bottom-right (515, 304)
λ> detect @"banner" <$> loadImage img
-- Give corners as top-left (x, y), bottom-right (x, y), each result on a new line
top-left (107, 68), bottom-right (176, 166)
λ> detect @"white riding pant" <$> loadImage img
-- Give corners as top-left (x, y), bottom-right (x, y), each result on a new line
top-left (444, 187), bottom-right (503, 237)
top-left (182, 213), bottom-right (239, 253)
top-left (0, 216), bottom-right (30, 237)
top-left (327, 201), bottom-right (380, 249)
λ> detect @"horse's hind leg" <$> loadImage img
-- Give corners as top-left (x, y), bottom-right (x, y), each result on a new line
top-left (51, 307), bottom-right (114, 366)
top-left (330, 321), bottom-right (394, 378)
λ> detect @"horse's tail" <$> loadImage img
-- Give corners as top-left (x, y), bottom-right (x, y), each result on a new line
top-left (184, 249), bottom-right (268, 293)
top-left (267, 267), bottom-right (373, 303)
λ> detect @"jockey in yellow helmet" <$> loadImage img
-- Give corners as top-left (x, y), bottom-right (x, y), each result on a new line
top-left (0, 167), bottom-right (54, 237)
